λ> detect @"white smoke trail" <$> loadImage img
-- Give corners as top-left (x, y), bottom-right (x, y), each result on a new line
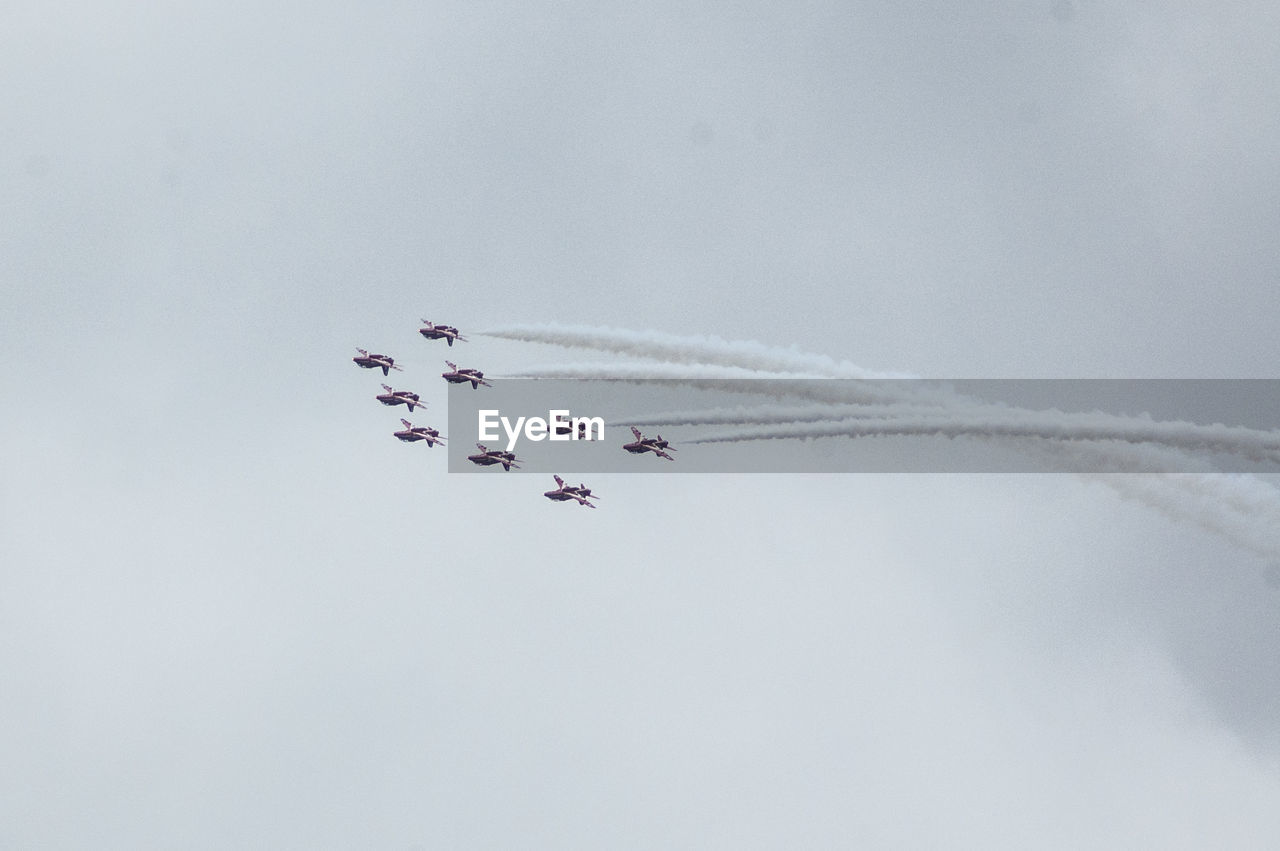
top-left (1031, 442), bottom-right (1280, 559)
top-left (687, 413), bottom-right (1280, 464)
top-left (489, 322), bottom-right (1280, 562)
top-left (622, 402), bottom-right (943, 427)
top-left (499, 364), bottom-right (958, 406)
top-left (497, 362), bottom-right (812, 380)
top-left (1100, 475), bottom-right (1280, 560)
top-left (479, 322), bottom-right (915, 379)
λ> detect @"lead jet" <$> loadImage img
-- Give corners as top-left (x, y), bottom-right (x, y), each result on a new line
top-left (544, 475), bottom-right (597, 508)
top-left (376, 384), bottom-right (424, 413)
top-left (442, 360), bottom-right (492, 389)
top-left (353, 348), bottom-right (403, 376)
top-left (622, 426), bottom-right (676, 461)
top-left (394, 419), bottom-right (445, 447)
top-left (468, 443), bottom-right (521, 471)
top-left (419, 320), bottom-right (466, 347)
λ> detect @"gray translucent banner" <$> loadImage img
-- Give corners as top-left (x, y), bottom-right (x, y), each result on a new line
top-left (446, 379), bottom-right (1280, 474)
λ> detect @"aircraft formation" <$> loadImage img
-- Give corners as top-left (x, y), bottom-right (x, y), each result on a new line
top-left (353, 318), bottom-right (682, 508)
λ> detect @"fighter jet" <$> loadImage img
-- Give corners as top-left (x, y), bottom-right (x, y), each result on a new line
top-left (353, 348), bottom-right (403, 376)
top-left (622, 426), bottom-right (676, 461)
top-left (376, 383), bottom-right (424, 412)
top-left (552, 419), bottom-right (595, 440)
top-left (442, 360), bottom-right (492, 389)
top-left (393, 418), bottom-right (445, 447)
top-left (468, 443), bottom-right (521, 471)
top-left (419, 320), bottom-right (466, 347)
top-left (544, 474), bottom-right (597, 508)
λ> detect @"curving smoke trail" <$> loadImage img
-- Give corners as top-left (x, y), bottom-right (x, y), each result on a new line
top-left (1030, 442), bottom-right (1280, 560)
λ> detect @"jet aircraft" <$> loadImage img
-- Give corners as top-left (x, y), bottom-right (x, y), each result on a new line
top-left (394, 418), bottom-right (445, 447)
top-left (442, 361), bottom-right (492, 389)
top-left (622, 426), bottom-right (676, 461)
top-left (544, 474), bottom-right (597, 508)
top-left (468, 443), bottom-right (521, 471)
top-left (552, 419), bottom-right (595, 440)
top-left (376, 384), bottom-right (424, 412)
top-left (353, 348), bottom-right (402, 376)
top-left (419, 320), bottom-right (466, 346)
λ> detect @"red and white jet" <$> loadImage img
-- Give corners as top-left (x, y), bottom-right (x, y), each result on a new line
top-left (353, 348), bottom-right (403, 376)
top-left (419, 320), bottom-right (466, 347)
top-left (442, 361), bottom-right (492, 389)
top-left (468, 443), bottom-right (521, 471)
top-left (376, 383), bottom-right (424, 413)
top-left (622, 426), bottom-right (676, 461)
top-left (543, 475), bottom-right (598, 507)
top-left (393, 418), bottom-right (445, 447)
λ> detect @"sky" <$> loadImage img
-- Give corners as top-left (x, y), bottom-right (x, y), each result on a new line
top-left (4, 1), bottom-right (1280, 847)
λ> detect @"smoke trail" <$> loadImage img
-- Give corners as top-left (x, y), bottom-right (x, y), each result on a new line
top-left (1101, 475), bottom-right (1280, 560)
top-left (497, 362), bottom-right (810, 380)
top-left (479, 322), bottom-right (915, 379)
top-left (622, 402), bottom-right (943, 427)
top-left (490, 322), bottom-right (1280, 561)
top-left (688, 414), bottom-right (1280, 464)
top-left (1031, 442), bottom-right (1280, 559)
top-left (499, 363), bottom-right (853, 401)
top-left (498, 364), bottom-right (958, 406)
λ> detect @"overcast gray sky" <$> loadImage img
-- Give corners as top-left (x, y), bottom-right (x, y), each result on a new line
top-left (4, 1), bottom-right (1280, 847)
